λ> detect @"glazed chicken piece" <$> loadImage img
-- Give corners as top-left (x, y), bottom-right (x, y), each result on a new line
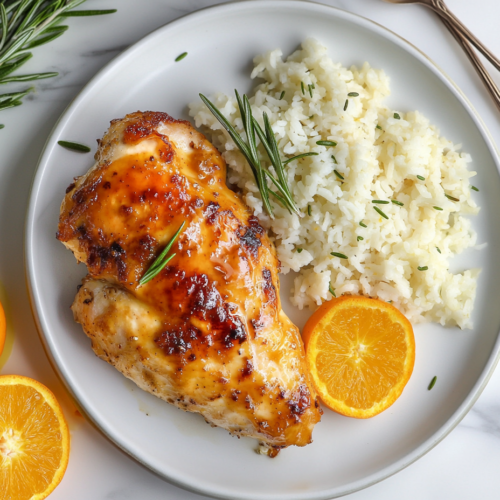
top-left (57, 111), bottom-right (321, 455)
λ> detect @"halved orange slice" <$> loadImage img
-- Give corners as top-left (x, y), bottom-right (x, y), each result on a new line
top-left (303, 296), bottom-right (415, 418)
top-left (0, 300), bottom-right (5, 356)
top-left (0, 375), bottom-right (70, 499)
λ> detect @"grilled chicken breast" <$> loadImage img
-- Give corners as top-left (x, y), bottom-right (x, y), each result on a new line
top-left (57, 111), bottom-right (321, 455)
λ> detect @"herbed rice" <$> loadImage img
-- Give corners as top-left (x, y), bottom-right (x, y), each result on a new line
top-left (189, 38), bottom-right (480, 329)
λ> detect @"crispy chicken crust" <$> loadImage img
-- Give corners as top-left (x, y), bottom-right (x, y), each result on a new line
top-left (57, 111), bottom-right (321, 455)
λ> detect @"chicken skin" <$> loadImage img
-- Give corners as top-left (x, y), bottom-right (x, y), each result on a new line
top-left (57, 111), bottom-right (321, 455)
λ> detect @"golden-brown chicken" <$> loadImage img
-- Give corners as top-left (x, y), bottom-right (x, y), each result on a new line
top-left (57, 111), bottom-right (321, 455)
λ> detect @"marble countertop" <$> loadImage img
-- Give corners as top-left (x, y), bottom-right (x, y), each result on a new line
top-left (1, 0), bottom-right (500, 498)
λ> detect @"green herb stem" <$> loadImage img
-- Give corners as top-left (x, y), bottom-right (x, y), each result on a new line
top-left (331, 252), bottom-right (348, 259)
top-left (316, 140), bottom-right (337, 147)
top-left (140, 222), bottom-right (185, 285)
top-left (373, 206), bottom-right (389, 219)
top-left (282, 152), bottom-right (318, 165)
top-left (372, 200), bottom-right (389, 204)
top-left (391, 200), bottom-right (404, 206)
top-left (175, 52), bottom-right (188, 62)
top-left (58, 140), bottom-right (91, 153)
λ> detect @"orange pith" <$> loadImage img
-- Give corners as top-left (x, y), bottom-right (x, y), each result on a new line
top-left (303, 296), bottom-right (415, 418)
top-left (0, 375), bottom-right (70, 500)
top-left (0, 300), bottom-right (5, 356)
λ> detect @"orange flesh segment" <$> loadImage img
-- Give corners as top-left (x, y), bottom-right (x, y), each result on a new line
top-left (304, 296), bottom-right (415, 418)
top-left (0, 377), bottom-right (69, 500)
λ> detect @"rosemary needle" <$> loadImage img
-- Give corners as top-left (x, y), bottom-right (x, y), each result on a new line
top-left (357, 236), bottom-right (364, 241)
top-left (436, 247), bottom-right (441, 254)
top-left (0, 124), bottom-right (4, 129)
top-left (62, 9), bottom-right (117, 17)
top-left (301, 81), bottom-right (305, 95)
top-left (308, 84), bottom-right (313, 98)
top-left (316, 140), bottom-right (337, 147)
top-left (372, 200), bottom-right (389, 204)
top-left (373, 206), bottom-right (388, 219)
top-left (331, 252), bottom-right (348, 259)
top-left (359, 220), bottom-right (367, 228)
top-left (175, 52), bottom-right (188, 62)
top-left (331, 155), bottom-right (338, 164)
top-left (376, 124), bottom-right (382, 130)
top-left (58, 140), bottom-right (91, 153)
top-left (417, 175), bottom-right (425, 181)
top-left (333, 169), bottom-right (344, 180)
top-left (282, 152), bottom-right (318, 165)
top-left (140, 222), bottom-right (185, 285)
top-left (445, 194), bottom-right (460, 202)
top-left (343, 99), bottom-right (349, 111)
top-left (394, 112), bottom-right (401, 119)
top-left (348, 92), bottom-right (359, 97)
top-left (418, 266), bottom-right (428, 271)
top-left (307, 204), bottom-right (312, 216)
top-left (428, 376), bottom-right (437, 390)
top-left (279, 90), bottom-right (285, 100)
top-left (391, 200), bottom-right (404, 206)
top-left (329, 284), bottom-right (336, 297)
top-left (433, 206), bottom-right (443, 211)
top-left (297, 248), bottom-right (303, 253)
top-left (471, 185), bottom-right (479, 192)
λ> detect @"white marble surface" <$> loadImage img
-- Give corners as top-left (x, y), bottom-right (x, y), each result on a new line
top-left (1, 0), bottom-right (500, 498)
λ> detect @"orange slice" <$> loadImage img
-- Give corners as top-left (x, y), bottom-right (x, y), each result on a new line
top-left (0, 300), bottom-right (5, 356)
top-left (303, 296), bottom-right (415, 418)
top-left (0, 375), bottom-right (70, 499)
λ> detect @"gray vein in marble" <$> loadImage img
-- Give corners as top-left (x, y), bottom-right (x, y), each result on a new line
top-left (82, 45), bottom-right (129, 58)
top-left (460, 404), bottom-right (500, 438)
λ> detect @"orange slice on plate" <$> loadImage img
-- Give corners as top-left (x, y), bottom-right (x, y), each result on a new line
top-left (303, 295), bottom-right (415, 418)
top-left (0, 375), bottom-right (70, 499)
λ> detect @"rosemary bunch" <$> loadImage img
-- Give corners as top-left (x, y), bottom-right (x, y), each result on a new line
top-left (200, 91), bottom-right (316, 218)
top-left (0, 0), bottom-right (116, 115)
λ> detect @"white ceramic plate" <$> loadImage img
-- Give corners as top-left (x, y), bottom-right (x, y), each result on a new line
top-left (25, 1), bottom-right (500, 499)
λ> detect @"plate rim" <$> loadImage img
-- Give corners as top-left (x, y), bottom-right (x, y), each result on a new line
top-left (24, 1), bottom-right (500, 499)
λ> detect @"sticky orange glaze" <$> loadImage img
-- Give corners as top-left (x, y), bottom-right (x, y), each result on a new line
top-left (57, 111), bottom-right (321, 452)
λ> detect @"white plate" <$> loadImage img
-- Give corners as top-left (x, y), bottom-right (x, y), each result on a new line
top-left (25, 1), bottom-right (500, 499)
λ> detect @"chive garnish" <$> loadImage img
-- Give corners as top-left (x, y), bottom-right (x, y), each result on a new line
top-left (301, 81), bottom-right (305, 95)
top-left (428, 376), bottom-right (437, 390)
top-left (279, 90), bottom-right (285, 100)
top-left (331, 252), bottom-right (348, 259)
top-left (140, 222), bottom-right (185, 285)
top-left (445, 194), bottom-right (459, 202)
top-left (376, 124), bottom-right (382, 130)
top-left (307, 204), bottom-right (312, 216)
top-left (359, 220), bottom-right (367, 228)
top-left (348, 92), bottom-right (359, 97)
top-left (175, 52), bottom-right (188, 62)
top-left (308, 84), bottom-right (313, 98)
top-left (436, 247), bottom-right (441, 254)
top-left (417, 175), bottom-right (425, 181)
top-left (373, 206), bottom-right (388, 219)
top-left (58, 140), bottom-right (91, 153)
top-left (391, 200), bottom-right (404, 206)
top-left (297, 248), bottom-right (303, 253)
top-left (372, 200), bottom-right (389, 204)
top-left (394, 112), bottom-right (401, 119)
top-left (329, 284), bottom-right (336, 297)
top-left (357, 236), bottom-right (364, 241)
top-left (433, 206), bottom-right (443, 211)
top-left (334, 169), bottom-right (344, 180)
top-left (471, 186), bottom-right (479, 192)
top-left (331, 155), bottom-right (338, 164)
top-left (283, 152), bottom-right (319, 165)
top-left (344, 99), bottom-right (349, 111)
top-left (417, 266), bottom-right (428, 271)
top-left (316, 140), bottom-right (337, 147)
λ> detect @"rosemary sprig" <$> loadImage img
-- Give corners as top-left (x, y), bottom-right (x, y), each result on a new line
top-left (58, 140), bottom-right (90, 152)
top-left (140, 222), bottom-right (185, 285)
top-left (200, 91), bottom-right (299, 217)
top-left (0, 1), bottom-right (116, 116)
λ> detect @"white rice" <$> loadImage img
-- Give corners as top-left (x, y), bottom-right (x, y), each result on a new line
top-left (189, 38), bottom-right (480, 329)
